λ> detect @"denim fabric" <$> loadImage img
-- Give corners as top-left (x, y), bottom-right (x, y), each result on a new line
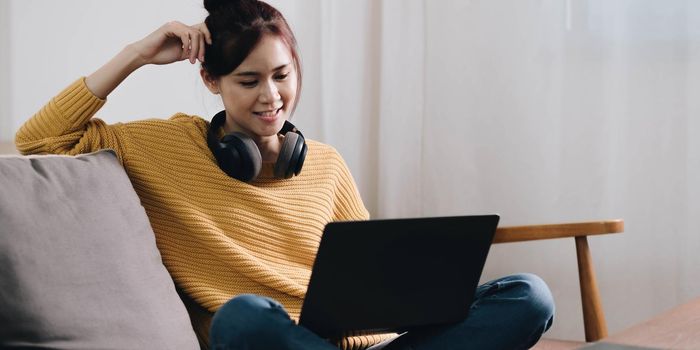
top-left (209, 273), bottom-right (555, 350)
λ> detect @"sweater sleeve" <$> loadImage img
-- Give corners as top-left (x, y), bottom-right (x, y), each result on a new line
top-left (14, 77), bottom-right (127, 160)
top-left (331, 150), bottom-right (370, 222)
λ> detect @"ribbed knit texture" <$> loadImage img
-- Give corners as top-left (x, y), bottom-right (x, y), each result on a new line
top-left (15, 78), bottom-right (392, 350)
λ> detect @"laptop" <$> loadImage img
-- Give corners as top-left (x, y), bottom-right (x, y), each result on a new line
top-left (298, 214), bottom-right (500, 339)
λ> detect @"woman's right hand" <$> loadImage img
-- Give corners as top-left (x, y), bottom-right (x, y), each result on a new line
top-left (130, 21), bottom-right (213, 66)
top-left (85, 21), bottom-right (213, 99)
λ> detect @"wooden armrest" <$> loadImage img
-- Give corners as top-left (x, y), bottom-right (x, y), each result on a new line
top-left (492, 219), bottom-right (625, 343)
top-left (493, 219), bottom-right (624, 244)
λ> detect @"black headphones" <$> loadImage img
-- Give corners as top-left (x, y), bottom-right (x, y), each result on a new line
top-left (207, 110), bottom-right (307, 182)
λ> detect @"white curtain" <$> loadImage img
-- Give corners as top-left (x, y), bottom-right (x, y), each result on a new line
top-left (6, 0), bottom-right (700, 341)
top-left (282, 0), bottom-right (700, 340)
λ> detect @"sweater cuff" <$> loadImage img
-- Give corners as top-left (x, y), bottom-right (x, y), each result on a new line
top-left (54, 77), bottom-right (107, 130)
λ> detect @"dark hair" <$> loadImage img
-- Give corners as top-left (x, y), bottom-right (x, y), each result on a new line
top-left (202, 0), bottom-right (302, 108)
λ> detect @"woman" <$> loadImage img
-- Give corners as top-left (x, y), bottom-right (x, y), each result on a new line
top-left (15, 0), bottom-right (554, 349)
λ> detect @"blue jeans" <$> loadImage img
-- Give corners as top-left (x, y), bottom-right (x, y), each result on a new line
top-left (210, 273), bottom-right (555, 350)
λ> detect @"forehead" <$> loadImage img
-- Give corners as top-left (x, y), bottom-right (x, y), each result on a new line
top-left (234, 34), bottom-right (293, 73)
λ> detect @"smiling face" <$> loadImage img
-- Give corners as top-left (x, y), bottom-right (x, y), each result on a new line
top-left (203, 34), bottom-right (298, 143)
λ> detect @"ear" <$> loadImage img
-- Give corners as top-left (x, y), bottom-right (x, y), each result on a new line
top-left (200, 69), bottom-right (220, 94)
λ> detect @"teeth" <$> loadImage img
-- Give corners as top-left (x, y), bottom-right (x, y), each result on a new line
top-left (254, 108), bottom-right (281, 117)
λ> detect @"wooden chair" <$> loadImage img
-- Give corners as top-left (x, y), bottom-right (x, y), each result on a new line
top-left (493, 219), bottom-right (625, 349)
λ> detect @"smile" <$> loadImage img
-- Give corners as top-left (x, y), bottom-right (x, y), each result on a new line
top-left (253, 107), bottom-right (283, 118)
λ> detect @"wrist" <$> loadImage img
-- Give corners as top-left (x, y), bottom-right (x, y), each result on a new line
top-left (122, 43), bottom-right (148, 70)
top-left (85, 44), bottom-right (145, 99)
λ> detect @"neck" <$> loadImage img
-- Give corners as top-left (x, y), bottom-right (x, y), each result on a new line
top-left (255, 134), bottom-right (282, 162)
top-left (222, 122), bottom-right (281, 163)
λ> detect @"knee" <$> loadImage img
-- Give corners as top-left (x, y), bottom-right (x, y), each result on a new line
top-left (510, 273), bottom-right (555, 329)
top-left (210, 294), bottom-right (291, 348)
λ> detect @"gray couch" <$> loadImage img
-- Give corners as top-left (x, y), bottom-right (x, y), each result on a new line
top-left (0, 150), bottom-right (199, 349)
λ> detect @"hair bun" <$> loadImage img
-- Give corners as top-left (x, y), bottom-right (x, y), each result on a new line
top-left (204, 0), bottom-right (256, 14)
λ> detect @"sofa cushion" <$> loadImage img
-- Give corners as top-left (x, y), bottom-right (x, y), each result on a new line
top-left (0, 149), bottom-right (198, 349)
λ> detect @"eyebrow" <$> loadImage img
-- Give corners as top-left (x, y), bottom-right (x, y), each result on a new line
top-left (234, 63), bottom-right (290, 77)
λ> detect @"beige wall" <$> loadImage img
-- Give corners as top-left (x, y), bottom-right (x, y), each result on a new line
top-left (0, 142), bottom-right (18, 154)
top-left (0, 0), bottom-right (10, 142)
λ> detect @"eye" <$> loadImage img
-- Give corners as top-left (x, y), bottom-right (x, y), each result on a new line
top-left (275, 73), bottom-right (289, 81)
top-left (240, 81), bottom-right (258, 88)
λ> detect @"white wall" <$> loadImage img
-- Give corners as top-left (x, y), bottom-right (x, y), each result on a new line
top-left (4, 0), bottom-right (325, 139)
top-left (5, 0), bottom-right (700, 342)
top-left (7, 0), bottom-right (211, 132)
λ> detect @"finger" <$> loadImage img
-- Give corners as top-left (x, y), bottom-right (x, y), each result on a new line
top-left (180, 31), bottom-right (191, 59)
top-left (198, 35), bottom-right (206, 63)
top-left (198, 23), bottom-right (213, 45)
top-left (189, 31), bottom-right (199, 64)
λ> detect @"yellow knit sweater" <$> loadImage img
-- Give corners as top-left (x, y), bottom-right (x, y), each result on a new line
top-left (15, 78), bottom-right (390, 350)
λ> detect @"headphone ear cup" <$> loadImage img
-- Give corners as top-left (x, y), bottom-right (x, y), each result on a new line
top-left (220, 132), bottom-right (262, 182)
top-left (285, 133), bottom-right (305, 178)
top-left (294, 142), bottom-right (307, 176)
top-left (274, 132), bottom-right (302, 179)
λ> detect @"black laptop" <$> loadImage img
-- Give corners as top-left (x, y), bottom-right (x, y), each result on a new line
top-left (298, 214), bottom-right (500, 339)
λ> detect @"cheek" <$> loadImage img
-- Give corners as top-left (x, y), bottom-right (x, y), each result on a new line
top-left (281, 82), bottom-right (297, 104)
top-left (221, 89), bottom-right (256, 109)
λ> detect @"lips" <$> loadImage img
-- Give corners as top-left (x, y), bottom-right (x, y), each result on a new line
top-left (253, 107), bottom-right (283, 123)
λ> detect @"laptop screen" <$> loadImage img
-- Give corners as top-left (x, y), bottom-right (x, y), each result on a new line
top-left (299, 215), bottom-right (499, 339)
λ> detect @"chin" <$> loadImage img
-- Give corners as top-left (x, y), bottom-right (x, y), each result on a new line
top-left (256, 123), bottom-right (285, 137)
top-left (271, 115), bottom-right (288, 132)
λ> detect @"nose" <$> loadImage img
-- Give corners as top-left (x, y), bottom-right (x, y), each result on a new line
top-left (258, 79), bottom-right (281, 105)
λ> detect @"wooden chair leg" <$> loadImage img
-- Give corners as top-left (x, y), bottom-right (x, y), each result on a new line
top-left (575, 236), bottom-right (608, 342)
